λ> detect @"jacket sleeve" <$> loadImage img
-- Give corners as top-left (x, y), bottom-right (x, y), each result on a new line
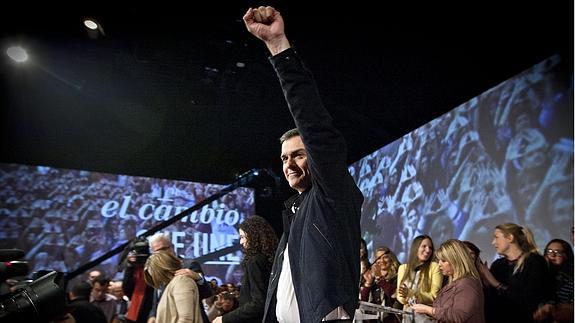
top-left (222, 255), bottom-right (270, 323)
top-left (417, 262), bottom-right (442, 305)
top-left (270, 48), bottom-right (353, 200)
top-left (396, 263), bottom-right (442, 306)
top-left (497, 254), bottom-right (553, 313)
top-left (396, 264), bottom-right (407, 305)
top-left (122, 264), bottom-right (136, 298)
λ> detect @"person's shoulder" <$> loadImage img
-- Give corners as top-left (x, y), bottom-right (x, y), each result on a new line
top-left (247, 252), bottom-right (270, 266)
top-left (172, 274), bottom-right (195, 286)
top-left (490, 257), bottom-right (506, 267)
top-left (105, 293), bottom-right (118, 302)
top-left (525, 252), bottom-right (548, 266)
top-left (457, 276), bottom-right (481, 287)
top-left (251, 252), bottom-right (268, 261)
top-left (398, 264), bottom-right (407, 275)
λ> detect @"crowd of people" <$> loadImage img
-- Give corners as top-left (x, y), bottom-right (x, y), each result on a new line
top-left (50, 220), bottom-right (573, 323)
top-left (359, 224), bottom-right (573, 323)
top-left (53, 214), bottom-right (277, 323)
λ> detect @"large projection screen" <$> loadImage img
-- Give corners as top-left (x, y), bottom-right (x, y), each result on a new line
top-left (0, 163), bottom-right (254, 287)
top-left (350, 55), bottom-right (573, 263)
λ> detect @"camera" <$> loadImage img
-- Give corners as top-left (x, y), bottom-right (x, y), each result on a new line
top-left (0, 271), bottom-right (66, 323)
top-left (0, 249), bottom-right (66, 323)
top-left (131, 238), bottom-right (150, 265)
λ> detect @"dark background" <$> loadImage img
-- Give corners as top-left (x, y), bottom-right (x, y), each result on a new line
top-left (1, 2), bottom-right (572, 222)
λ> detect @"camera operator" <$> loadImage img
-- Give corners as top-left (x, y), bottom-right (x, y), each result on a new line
top-left (146, 232), bottom-right (212, 323)
top-left (122, 238), bottom-right (154, 323)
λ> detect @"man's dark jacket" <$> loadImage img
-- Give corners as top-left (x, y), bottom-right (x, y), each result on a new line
top-left (262, 48), bottom-right (364, 323)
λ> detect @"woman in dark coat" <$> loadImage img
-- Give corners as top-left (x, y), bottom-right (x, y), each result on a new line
top-left (212, 215), bottom-right (278, 323)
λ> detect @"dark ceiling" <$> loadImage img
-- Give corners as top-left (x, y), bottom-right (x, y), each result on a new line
top-left (1, 2), bottom-right (572, 191)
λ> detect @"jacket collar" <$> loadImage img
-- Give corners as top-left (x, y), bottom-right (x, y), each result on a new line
top-left (282, 191), bottom-right (307, 234)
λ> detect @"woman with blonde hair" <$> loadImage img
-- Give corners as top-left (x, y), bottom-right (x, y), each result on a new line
top-left (412, 239), bottom-right (485, 322)
top-left (397, 235), bottom-right (442, 322)
top-left (363, 246), bottom-right (402, 322)
top-left (477, 223), bottom-right (552, 323)
top-left (144, 250), bottom-right (203, 323)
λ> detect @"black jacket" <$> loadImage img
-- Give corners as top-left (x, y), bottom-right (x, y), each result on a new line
top-left (123, 264), bottom-right (154, 323)
top-left (68, 298), bottom-right (108, 323)
top-left (263, 48), bottom-right (364, 323)
top-left (223, 253), bottom-right (271, 323)
top-left (486, 253), bottom-right (552, 323)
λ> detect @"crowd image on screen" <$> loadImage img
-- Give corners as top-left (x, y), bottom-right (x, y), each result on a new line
top-left (0, 164), bottom-right (255, 289)
top-left (351, 55), bottom-right (573, 263)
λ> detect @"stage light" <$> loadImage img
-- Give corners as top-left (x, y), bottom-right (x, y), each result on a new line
top-left (6, 46), bottom-right (28, 63)
top-left (83, 18), bottom-right (105, 39)
top-left (83, 19), bottom-right (98, 30)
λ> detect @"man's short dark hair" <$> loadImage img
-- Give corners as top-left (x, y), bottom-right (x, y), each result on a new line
top-left (72, 282), bottom-right (92, 299)
top-left (92, 276), bottom-right (110, 288)
top-left (279, 128), bottom-right (300, 144)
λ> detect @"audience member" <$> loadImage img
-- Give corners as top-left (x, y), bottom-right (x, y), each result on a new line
top-left (63, 281), bottom-right (108, 323)
top-left (397, 235), bottom-right (442, 323)
top-left (533, 238), bottom-right (574, 323)
top-left (91, 276), bottom-right (118, 323)
top-left (477, 223), bottom-right (552, 323)
top-left (212, 215), bottom-right (278, 323)
top-left (147, 232), bottom-right (212, 323)
top-left (366, 246), bottom-right (402, 323)
top-left (144, 250), bottom-right (203, 323)
top-left (411, 239), bottom-right (485, 322)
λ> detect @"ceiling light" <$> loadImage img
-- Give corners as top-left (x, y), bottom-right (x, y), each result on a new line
top-left (83, 19), bottom-right (98, 30)
top-left (6, 46), bottom-right (28, 63)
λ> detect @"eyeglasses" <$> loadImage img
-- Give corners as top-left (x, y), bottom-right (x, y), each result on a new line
top-left (545, 249), bottom-right (565, 257)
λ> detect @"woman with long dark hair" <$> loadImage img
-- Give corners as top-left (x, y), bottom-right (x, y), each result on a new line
top-left (212, 215), bottom-right (278, 323)
top-left (397, 235), bottom-right (442, 322)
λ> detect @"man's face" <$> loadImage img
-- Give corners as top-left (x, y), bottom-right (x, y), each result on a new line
top-left (88, 271), bottom-right (101, 282)
top-left (91, 282), bottom-right (107, 301)
top-left (108, 282), bottom-right (124, 299)
top-left (281, 136), bottom-right (311, 193)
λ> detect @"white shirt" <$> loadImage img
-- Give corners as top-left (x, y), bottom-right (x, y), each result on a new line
top-left (276, 244), bottom-right (301, 323)
top-left (275, 245), bottom-right (350, 322)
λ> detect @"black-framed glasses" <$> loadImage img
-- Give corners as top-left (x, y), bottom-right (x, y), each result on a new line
top-left (545, 249), bottom-right (565, 257)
